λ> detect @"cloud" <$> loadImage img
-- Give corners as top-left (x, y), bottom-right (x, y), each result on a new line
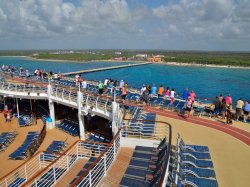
top-left (0, 0), bottom-right (145, 38)
top-left (0, 0), bottom-right (249, 50)
top-left (151, 0), bottom-right (250, 42)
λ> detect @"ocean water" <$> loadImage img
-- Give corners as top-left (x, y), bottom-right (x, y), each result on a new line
top-left (0, 57), bottom-right (137, 73)
top-left (0, 57), bottom-right (249, 102)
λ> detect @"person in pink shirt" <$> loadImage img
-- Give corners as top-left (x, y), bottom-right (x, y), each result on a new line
top-left (226, 94), bottom-right (232, 105)
top-left (164, 87), bottom-right (170, 97)
top-left (189, 90), bottom-right (196, 103)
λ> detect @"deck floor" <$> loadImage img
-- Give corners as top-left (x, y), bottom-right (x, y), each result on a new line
top-left (0, 114), bottom-right (79, 178)
top-left (1, 111), bottom-right (250, 186)
top-left (98, 147), bottom-right (134, 187)
top-left (55, 158), bottom-right (88, 187)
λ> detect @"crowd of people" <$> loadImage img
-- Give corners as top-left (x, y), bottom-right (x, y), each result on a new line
top-left (1, 65), bottom-right (249, 124)
top-left (0, 98), bottom-right (16, 123)
top-left (211, 94), bottom-right (250, 124)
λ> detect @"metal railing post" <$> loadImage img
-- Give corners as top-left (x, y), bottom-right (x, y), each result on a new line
top-left (76, 143), bottom-right (79, 160)
top-left (66, 154), bottom-right (69, 170)
top-left (53, 166), bottom-right (56, 184)
top-left (5, 178), bottom-right (8, 186)
top-left (96, 97), bottom-right (99, 109)
top-left (105, 99), bottom-right (108, 113)
top-left (113, 141), bottom-right (116, 157)
top-left (56, 87), bottom-right (58, 98)
top-left (69, 91), bottom-right (71, 103)
top-left (89, 171), bottom-right (92, 186)
top-left (86, 94), bottom-right (89, 107)
top-left (62, 89), bottom-right (64, 100)
top-left (104, 154), bottom-right (107, 176)
top-left (39, 154), bottom-right (42, 169)
top-left (24, 164), bottom-right (28, 180)
top-left (35, 179), bottom-right (38, 187)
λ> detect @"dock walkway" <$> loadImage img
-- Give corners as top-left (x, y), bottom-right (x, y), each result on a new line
top-left (62, 62), bottom-right (152, 76)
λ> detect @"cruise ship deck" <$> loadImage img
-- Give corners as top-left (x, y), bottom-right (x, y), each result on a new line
top-left (0, 72), bottom-right (249, 187)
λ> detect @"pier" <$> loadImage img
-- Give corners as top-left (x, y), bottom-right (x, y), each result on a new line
top-left (62, 62), bottom-right (152, 76)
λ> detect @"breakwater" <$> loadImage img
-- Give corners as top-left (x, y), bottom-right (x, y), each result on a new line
top-left (62, 62), bottom-right (152, 76)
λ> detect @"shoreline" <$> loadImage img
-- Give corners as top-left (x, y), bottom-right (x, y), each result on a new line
top-left (1, 56), bottom-right (250, 70)
top-left (162, 61), bottom-right (250, 70)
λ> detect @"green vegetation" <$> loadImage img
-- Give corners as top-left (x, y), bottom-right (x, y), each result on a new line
top-left (163, 52), bottom-right (250, 67)
top-left (0, 50), bottom-right (250, 67)
top-left (0, 51), bottom-right (34, 56)
top-left (35, 53), bottom-right (114, 61)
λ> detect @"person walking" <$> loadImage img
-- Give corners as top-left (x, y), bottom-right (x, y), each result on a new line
top-left (235, 98), bottom-right (244, 121)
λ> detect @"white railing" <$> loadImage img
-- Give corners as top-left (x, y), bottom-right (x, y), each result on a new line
top-left (121, 120), bottom-right (169, 140)
top-left (0, 81), bottom-right (113, 115)
top-left (0, 81), bottom-right (47, 94)
top-left (72, 129), bottom-right (121, 187)
top-left (0, 152), bottom-right (47, 187)
top-left (13, 140), bottom-right (111, 187)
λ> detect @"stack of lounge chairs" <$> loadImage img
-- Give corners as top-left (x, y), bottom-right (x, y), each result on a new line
top-left (19, 115), bottom-right (33, 127)
top-left (9, 131), bottom-right (39, 160)
top-left (172, 134), bottom-right (218, 187)
top-left (41, 140), bottom-right (67, 161)
top-left (120, 138), bottom-right (168, 187)
top-left (56, 119), bottom-right (79, 136)
top-left (124, 107), bottom-right (156, 137)
top-left (87, 132), bottom-right (111, 143)
top-left (0, 131), bottom-right (17, 152)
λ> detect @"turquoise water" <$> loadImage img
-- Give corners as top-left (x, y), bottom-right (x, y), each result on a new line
top-left (0, 57), bottom-right (249, 102)
top-left (0, 57), bottom-right (137, 73)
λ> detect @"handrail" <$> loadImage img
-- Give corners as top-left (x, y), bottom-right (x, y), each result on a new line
top-left (20, 140), bottom-right (79, 187)
top-left (0, 151), bottom-right (42, 181)
top-left (24, 124), bottom-right (47, 158)
top-left (70, 127), bottom-right (122, 187)
top-left (123, 118), bottom-right (172, 187)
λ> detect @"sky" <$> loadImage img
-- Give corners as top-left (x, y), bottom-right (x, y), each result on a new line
top-left (0, 0), bottom-right (249, 51)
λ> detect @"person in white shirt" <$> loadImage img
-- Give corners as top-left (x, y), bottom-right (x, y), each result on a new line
top-left (170, 88), bottom-right (176, 104)
top-left (82, 80), bottom-right (87, 90)
top-left (119, 80), bottom-right (124, 90)
top-left (140, 85), bottom-right (146, 95)
top-left (104, 78), bottom-right (109, 88)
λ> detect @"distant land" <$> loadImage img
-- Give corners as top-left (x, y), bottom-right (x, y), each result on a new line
top-left (0, 50), bottom-right (250, 67)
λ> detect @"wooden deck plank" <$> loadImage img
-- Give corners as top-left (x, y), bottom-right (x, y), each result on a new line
top-left (98, 147), bottom-right (134, 187)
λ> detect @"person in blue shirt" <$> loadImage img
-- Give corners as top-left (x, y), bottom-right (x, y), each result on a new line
top-left (182, 88), bottom-right (189, 100)
top-left (243, 100), bottom-right (250, 123)
top-left (151, 84), bottom-right (157, 96)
